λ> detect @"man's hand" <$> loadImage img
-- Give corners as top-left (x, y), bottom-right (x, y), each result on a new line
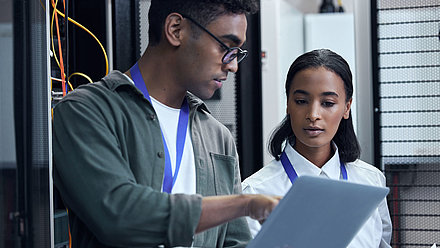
top-left (245, 194), bottom-right (281, 222)
top-left (195, 194), bottom-right (281, 233)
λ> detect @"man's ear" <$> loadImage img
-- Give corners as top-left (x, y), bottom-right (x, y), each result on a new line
top-left (163, 13), bottom-right (185, 47)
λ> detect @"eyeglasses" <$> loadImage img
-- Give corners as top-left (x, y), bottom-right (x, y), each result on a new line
top-left (182, 14), bottom-right (248, 64)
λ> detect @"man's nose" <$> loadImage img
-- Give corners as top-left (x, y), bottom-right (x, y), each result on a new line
top-left (223, 58), bottom-right (238, 73)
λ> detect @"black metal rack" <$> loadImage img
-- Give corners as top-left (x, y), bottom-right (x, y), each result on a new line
top-left (371, 0), bottom-right (440, 247)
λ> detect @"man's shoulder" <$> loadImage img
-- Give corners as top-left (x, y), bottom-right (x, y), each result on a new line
top-left (186, 92), bottom-right (209, 113)
top-left (186, 93), bottom-right (231, 133)
top-left (57, 71), bottom-right (134, 105)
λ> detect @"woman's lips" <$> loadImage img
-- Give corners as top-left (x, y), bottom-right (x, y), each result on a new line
top-left (303, 128), bottom-right (324, 136)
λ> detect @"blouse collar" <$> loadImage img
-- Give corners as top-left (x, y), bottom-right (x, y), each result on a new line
top-left (284, 141), bottom-right (342, 180)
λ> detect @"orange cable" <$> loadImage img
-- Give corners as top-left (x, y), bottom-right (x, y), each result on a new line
top-left (46, 1), bottom-right (71, 245)
top-left (52, 0), bottom-right (66, 96)
top-left (66, 209), bottom-right (72, 248)
top-left (50, 2), bottom-right (109, 75)
top-left (61, 3), bottom-right (71, 245)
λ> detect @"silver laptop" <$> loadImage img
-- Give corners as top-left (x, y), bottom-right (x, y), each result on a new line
top-left (246, 175), bottom-right (389, 248)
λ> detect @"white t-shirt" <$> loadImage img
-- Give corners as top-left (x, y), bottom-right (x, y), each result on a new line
top-left (124, 74), bottom-right (196, 195)
top-left (150, 96), bottom-right (196, 195)
top-left (242, 142), bottom-right (392, 248)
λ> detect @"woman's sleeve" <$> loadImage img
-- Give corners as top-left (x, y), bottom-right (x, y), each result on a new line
top-left (378, 171), bottom-right (392, 247)
top-left (241, 182), bottom-right (263, 238)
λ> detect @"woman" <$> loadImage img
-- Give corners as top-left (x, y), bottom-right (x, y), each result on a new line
top-left (242, 49), bottom-right (392, 247)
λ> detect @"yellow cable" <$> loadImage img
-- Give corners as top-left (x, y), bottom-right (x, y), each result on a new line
top-left (51, 0), bottom-right (61, 71)
top-left (51, 4), bottom-right (109, 75)
top-left (68, 82), bottom-right (74, 92)
top-left (49, 0), bottom-right (99, 92)
top-left (51, 77), bottom-right (73, 91)
top-left (53, 73), bottom-right (95, 92)
top-left (68, 72), bottom-right (93, 84)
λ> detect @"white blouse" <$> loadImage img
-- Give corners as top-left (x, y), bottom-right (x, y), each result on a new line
top-left (242, 143), bottom-right (392, 248)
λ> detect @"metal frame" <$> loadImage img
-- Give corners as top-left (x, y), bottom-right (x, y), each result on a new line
top-left (112, 0), bottom-right (141, 72)
top-left (12, 1), bottom-right (31, 245)
top-left (13, 0), bottom-right (52, 246)
top-left (370, 0), bottom-right (382, 169)
top-left (236, 11), bottom-right (263, 179)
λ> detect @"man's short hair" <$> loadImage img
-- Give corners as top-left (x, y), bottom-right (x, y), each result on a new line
top-left (148, 0), bottom-right (259, 46)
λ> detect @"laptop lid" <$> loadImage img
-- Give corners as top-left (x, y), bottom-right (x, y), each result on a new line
top-left (247, 175), bottom-right (389, 248)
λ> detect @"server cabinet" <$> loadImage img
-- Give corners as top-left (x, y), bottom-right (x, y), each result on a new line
top-left (372, 0), bottom-right (440, 246)
top-left (1, 0), bottom-right (52, 247)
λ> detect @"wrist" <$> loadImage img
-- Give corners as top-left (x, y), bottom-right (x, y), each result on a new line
top-left (240, 194), bottom-right (252, 217)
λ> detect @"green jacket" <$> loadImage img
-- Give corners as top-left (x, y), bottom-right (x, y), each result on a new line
top-left (53, 71), bottom-right (251, 248)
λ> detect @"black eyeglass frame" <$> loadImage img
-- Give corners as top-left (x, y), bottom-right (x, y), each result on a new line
top-left (181, 14), bottom-right (248, 64)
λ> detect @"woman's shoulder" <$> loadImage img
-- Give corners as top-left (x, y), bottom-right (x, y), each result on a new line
top-left (346, 159), bottom-right (386, 186)
top-left (242, 159), bottom-right (287, 194)
top-left (347, 159), bottom-right (380, 172)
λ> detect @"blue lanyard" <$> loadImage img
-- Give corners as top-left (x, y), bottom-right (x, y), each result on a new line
top-left (130, 62), bottom-right (189, 193)
top-left (280, 151), bottom-right (347, 184)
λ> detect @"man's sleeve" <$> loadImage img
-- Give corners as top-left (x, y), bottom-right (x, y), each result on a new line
top-left (53, 99), bottom-right (202, 247)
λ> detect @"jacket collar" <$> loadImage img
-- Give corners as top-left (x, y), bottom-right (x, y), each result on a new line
top-left (101, 70), bottom-right (210, 113)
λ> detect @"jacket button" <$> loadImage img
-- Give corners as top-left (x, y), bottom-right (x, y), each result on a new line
top-left (157, 151), bottom-right (164, 158)
top-left (149, 114), bottom-right (156, 120)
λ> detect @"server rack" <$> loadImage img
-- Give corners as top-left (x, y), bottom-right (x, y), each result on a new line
top-left (371, 0), bottom-right (440, 246)
top-left (5, 0), bottom-right (52, 247)
top-left (51, 1), bottom-right (141, 247)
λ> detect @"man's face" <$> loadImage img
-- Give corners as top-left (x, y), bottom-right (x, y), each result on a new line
top-left (178, 14), bottom-right (247, 100)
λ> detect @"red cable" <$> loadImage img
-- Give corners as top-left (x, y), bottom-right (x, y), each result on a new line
top-left (392, 174), bottom-right (399, 248)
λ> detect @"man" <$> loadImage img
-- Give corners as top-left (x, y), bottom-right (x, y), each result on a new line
top-left (53, 0), bottom-right (279, 247)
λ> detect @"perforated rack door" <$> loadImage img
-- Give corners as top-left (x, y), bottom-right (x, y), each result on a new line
top-left (372, 0), bottom-right (440, 247)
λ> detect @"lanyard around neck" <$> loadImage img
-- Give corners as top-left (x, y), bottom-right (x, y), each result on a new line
top-left (130, 62), bottom-right (189, 193)
top-left (280, 151), bottom-right (347, 184)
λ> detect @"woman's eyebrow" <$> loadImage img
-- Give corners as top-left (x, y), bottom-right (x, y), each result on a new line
top-left (293, 89), bottom-right (309, 95)
top-left (321, 92), bottom-right (339, 97)
top-left (293, 90), bottom-right (339, 98)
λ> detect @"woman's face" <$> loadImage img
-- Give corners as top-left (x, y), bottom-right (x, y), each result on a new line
top-left (287, 67), bottom-right (352, 154)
